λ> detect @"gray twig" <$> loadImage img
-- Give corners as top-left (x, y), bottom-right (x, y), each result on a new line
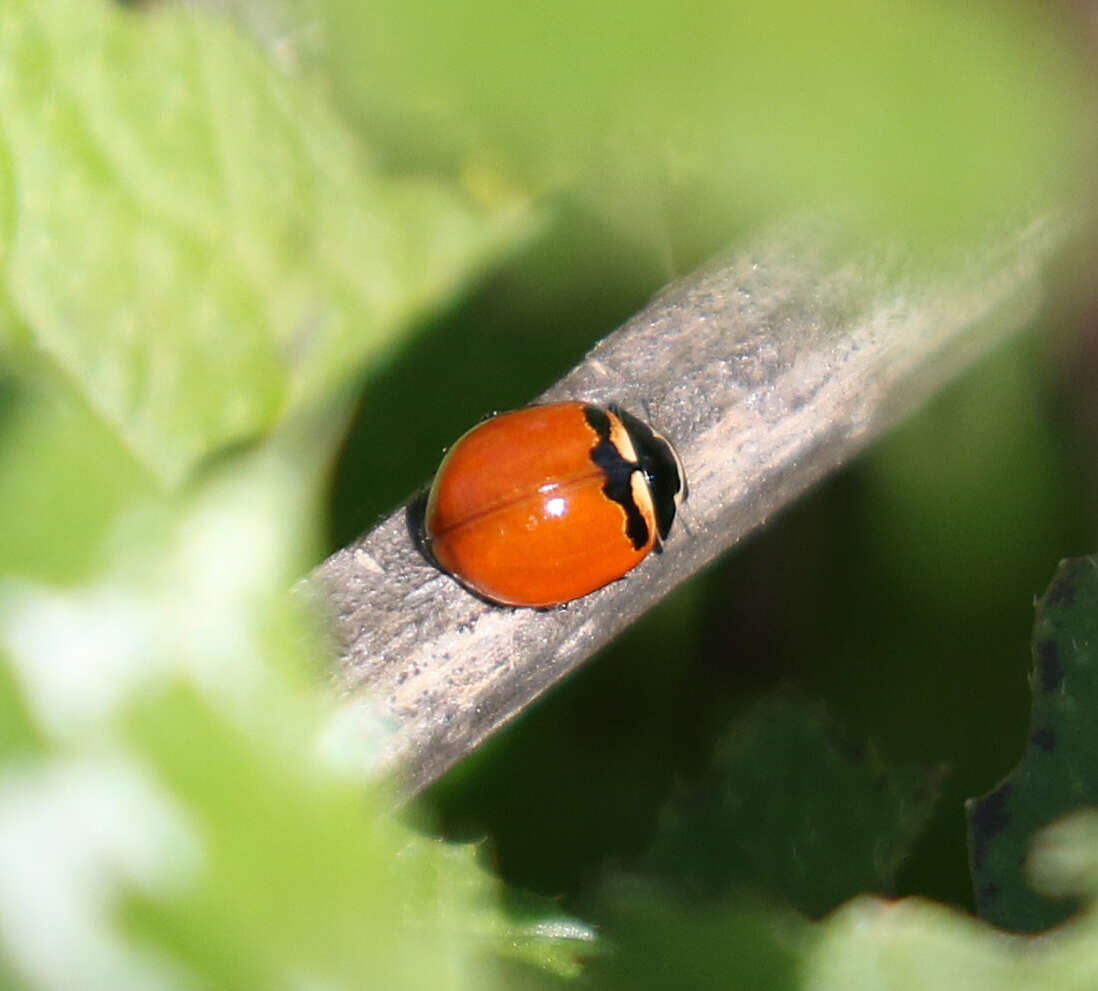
top-left (309, 216), bottom-right (1066, 796)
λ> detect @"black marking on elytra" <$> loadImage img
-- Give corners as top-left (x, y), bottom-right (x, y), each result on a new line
top-left (610, 404), bottom-right (684, 540)
top-left (968, 784), bottom-right (1013, 872)
top-left (583, 405), bottom-right (650, 551)
top-left (1035, 638), bottom-right (1063, 693)
top-left (1030, 727), bottom-right (1057, 752)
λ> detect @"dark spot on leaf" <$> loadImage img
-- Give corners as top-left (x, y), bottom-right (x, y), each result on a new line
top-left (1034, 639), bottom-right (1063, 693)
top-left (977, 880), bottom-right (1001, 905)
top-left (1043, 572), bottom-right (1076, 608)
top-left (969, 784), bottom-right (1013, 872)
top-left (1030, 727), bottom-right (1057, 751)
top-left (824, 723), bottom-right (865, 763)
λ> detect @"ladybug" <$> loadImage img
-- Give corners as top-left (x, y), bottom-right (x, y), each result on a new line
top-left (423, 401), bottom-right (686, 608)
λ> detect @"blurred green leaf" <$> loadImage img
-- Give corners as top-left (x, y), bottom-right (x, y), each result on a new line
top-left (0, 367), bottom-right (159, 582)
top-left (586, 881), bottom-right (807, 990)
top-left (806, 896), bottom-right (1064, 990)
top-left (967, 555), bottom-right (1098, 932)
top-left (804, 817), bottom-right (1098, 989)
top-left (0, 656), bottom-right (41, 759)
top-left (0, 453), bottom-right (587, 988)
top-left (0, 0), bottom-right (531, 485)
top-left (324, 0), bottom-right (1091, 256)
top-left (1029, 810), bottom-right (1098, 904)
top-left (120, 687), bottom-right (591, 989)
top-left (486, 889), bottom-right (597, 979)
top-left (643, 694), bottom-right (942, 916)
top-left (586, 823), bottom-right (1098, 991)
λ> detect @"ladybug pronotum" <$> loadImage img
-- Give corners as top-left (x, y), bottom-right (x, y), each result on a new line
top-left (423, 401), bottom-right (686, 608)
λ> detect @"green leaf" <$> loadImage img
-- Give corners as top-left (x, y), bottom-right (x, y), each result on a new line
top-left (587, 840), bottom-right (1098, 991)
top-left (0, 0), bottom-right (531, 485)
top-left (0, 451), bottom-right (587, 988)
top-left (643, 694), bottom-right (941, 916)
top-left (967, 555), bottom-right (1098, 932)
top-left (0, 366), bottom-right (159, 581)
top-left (804, 820), bottom-right (1098, 990)
top-left (481, 888), bottom-right (596, 980)
top-left (0, 656), bottom-right (41, 759)
top-left (586, 881), bottom-right (808, 991)
top-left (323, 0), bottom-right (1092, 254)
top-left (807, 896), bottom-right (1058, 990)
top-left (1029, 810), bottom-right (1098, 904)
top-left (117, 687), bottom-right (550, 989)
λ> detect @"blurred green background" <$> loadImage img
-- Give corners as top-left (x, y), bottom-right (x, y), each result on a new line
top-left (1, 0), bottom-right (1098, 984)
top-left (333, 208), bottom-right (1097, 918)
top-left (308, 0), bottom-right (1098, 926)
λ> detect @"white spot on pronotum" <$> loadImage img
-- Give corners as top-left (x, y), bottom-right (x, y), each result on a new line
top-left (0, 753), bottom-right (199, 991)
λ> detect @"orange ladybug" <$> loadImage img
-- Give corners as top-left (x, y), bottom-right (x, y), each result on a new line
top-left (424, 401), bottom-right (685, 607)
